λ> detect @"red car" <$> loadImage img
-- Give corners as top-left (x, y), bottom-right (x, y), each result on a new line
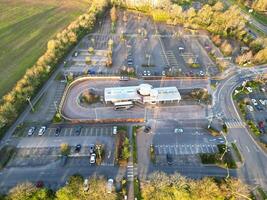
top-left (258, 121), bottom-right (264, 129)
top-left (36, 181), bottom-right (44, 188)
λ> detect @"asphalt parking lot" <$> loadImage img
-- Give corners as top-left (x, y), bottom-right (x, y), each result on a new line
top-left (63, 10), bottom-right (224, 78)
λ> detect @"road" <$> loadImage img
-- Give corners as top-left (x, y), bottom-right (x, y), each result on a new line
top-left (61, 78), bottom-right (209, 120)
top-left (221, 0), bottom-right (267, 34)
top-left (214, 66), bottom-right (267, 188)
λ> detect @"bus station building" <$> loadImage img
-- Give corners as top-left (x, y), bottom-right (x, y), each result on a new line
top-left (104, 84), bottom-right (181, 104)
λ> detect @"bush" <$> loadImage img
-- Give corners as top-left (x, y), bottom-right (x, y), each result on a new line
top-left (60, 143), bottom-right (70, 156)
top-left (247, 120), bottom-right (261, 136)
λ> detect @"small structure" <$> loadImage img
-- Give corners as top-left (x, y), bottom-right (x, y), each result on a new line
top-left (104, 84), bottom-right (181, 105)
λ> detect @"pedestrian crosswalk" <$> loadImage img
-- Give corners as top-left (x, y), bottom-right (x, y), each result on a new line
top-left (225, 119), bottom-right (245, 128)
top-left (127, 163), bottom-right (138, 181)
top-left (155, 144), bottom-right (218, 155)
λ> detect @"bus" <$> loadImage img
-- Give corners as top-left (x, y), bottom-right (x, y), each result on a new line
top-left (114, 101), bottom-right (134, 110)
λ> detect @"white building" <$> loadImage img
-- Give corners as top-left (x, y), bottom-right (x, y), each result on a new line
top-left (104, 84), bottom-right (181, 104)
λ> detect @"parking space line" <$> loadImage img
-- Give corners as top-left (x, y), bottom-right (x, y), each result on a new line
top-left (204, 145), bottom-right (209, 153)
top-left (200, 145), bottom-right (204, 153)
top-left (174, 147), bottom-right (178, 155)
top-left (100, 128), bottom-right (104, 136)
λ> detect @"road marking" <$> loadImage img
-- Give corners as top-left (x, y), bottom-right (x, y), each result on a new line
top-left (246, 146), bottom-right (250, 152)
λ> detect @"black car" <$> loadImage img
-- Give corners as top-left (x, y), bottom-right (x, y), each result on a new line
top-left (144, 126), bottom-right (151, 133)
top-left (166, 154), bottom-right (173, 165)
top-left (55, 127), bottom-right (61, 136)
top-left (75, 144), bottom-right (82, 153)
top-left (74, 126), bottom-right (82, 135)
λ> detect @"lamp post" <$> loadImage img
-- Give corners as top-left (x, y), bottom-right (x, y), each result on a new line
top-left (26, 97), bottom-right (34, 112)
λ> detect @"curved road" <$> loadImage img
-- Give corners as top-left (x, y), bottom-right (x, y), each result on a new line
top-left (214, 66), bottom-right (267, 188)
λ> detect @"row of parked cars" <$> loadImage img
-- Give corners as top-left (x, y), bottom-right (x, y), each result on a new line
top-left (27, 126), bottom-right (61, 136)
top-left (28, 125), bottom-right (118, 137)
top-left (247, 98), bottom-right (267, 112)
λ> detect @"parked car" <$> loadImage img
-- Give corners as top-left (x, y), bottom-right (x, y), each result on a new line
top-left (258, 121), bottom-right (264, 129)
top-left (120, 76), bottom-right (129, 81)
top-left (83, 179), bottom-right (89, 192)
top-left (255, 105), bottom-right (264, 111)
top-left (246, 87), bottom-right (253, 93)
top-left (55, 127), bottom-right (61, 136)
top-left (38, 126), bottom-right (46, 136)
top-left (144, 125), bottom-right (151, 133)
top-left (166, 154), bottom-right (173, 165)
top-left (162, 71), bottom-right (166, 76)
top-left (174, 128), bottom-right (184, 133)
top-left (36, 181), bottom-right (44, 188)
top-left (107, 178), bottom-right (114, 194)
top-left (88, 69), bottom-right (96, 75)
top-left (27, 127), bottom-right (36, 136)
top-left (74, 126), bottom-right (82, 135)
top-left (90, 153), bottom-right (96, 164)
top-left (259, 99), bottom-right (267, 105)
top-left (75, 144), bottom-right (82, 153)
top-left (147, 70), bottom-right (151, 76)
top-left (247, 105), bottom-right (254, 112)
top-left (89, 144), bottom-right (95, 154)
top-left (113, 126), bottom-right (117, 135)
top-left (143, 70), bottom-right (147, 76)
top-left (199, 70), bottom-right (205, 76)
top-left (251, 99), bottom-right (258, 106)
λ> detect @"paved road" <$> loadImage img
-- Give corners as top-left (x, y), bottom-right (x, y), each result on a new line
top-left (214, 66), bottom-right (267, 188)
top-left (62, 78), bottom-right (209, 120)
top-left (221, 0), bottom-right (267, 34)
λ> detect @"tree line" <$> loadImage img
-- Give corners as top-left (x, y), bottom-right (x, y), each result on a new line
top-left (0, 172), bottom-right (252, 200)
top-left (0, 0), bottom-right (108, 136)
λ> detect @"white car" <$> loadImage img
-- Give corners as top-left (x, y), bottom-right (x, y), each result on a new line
top-left (251, 99), bottom-right (258, 106)
top-left (83, 179), bottom-right (89, 191)
top-left (38, 126), bottom-right (46, 136)
top-left (113, 126), bottom-right (117, 135)
top-left (143, 70), bottom-right (147, 76)
top-left (246, 87), bottom-right (252, 93)
top-left (147, 70), bottom-right (151, 76)
top-left (90, 153), bottom-right (96, 164)
top-left (259, 99), bottom-right (266, 105)
top-left (107, 178), bottom-right (114, 194)
top-left (247, 105), bottom-right (254, 112)
top-left (199, 70), bottom-right (204, 76)
top-left (162, 71), bottom-right (166, 76)
top-left (174, 128), bottom-right (183, 133)
top-left (27, 127), bottom-right (35, 136)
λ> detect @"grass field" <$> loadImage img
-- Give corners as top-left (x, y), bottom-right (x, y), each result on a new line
top-left (0, 0), bottom-right (90, 98)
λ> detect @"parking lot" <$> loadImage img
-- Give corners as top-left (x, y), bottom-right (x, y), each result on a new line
top-left (63, 10), bottom-right (225, 78)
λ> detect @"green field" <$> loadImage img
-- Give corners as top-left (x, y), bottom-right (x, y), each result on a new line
top-left (0, 0), bottom-right (90, 98)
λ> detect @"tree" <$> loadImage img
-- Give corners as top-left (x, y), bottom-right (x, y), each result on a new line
top-left (60, 143), bottom-right (70, 156)
top-left (8, 182), bottom-right (38, 200)
top-left (56, 175), bottom-right (117, 200)
top-left (110, 6), bottom-right (117, 23)
top-left (221, 40), bottom-right (233, 56)
top-left (213, 1), bottom-right (225, 11)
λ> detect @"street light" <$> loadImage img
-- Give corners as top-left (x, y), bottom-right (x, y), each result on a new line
top-left (26, 96), bottom-right (34, 112)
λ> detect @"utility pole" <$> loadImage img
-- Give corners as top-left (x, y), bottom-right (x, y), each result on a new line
top-left (54, 101), bottom-right (58, 113)
top-left (26, 97), bottom-right (34, 112)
